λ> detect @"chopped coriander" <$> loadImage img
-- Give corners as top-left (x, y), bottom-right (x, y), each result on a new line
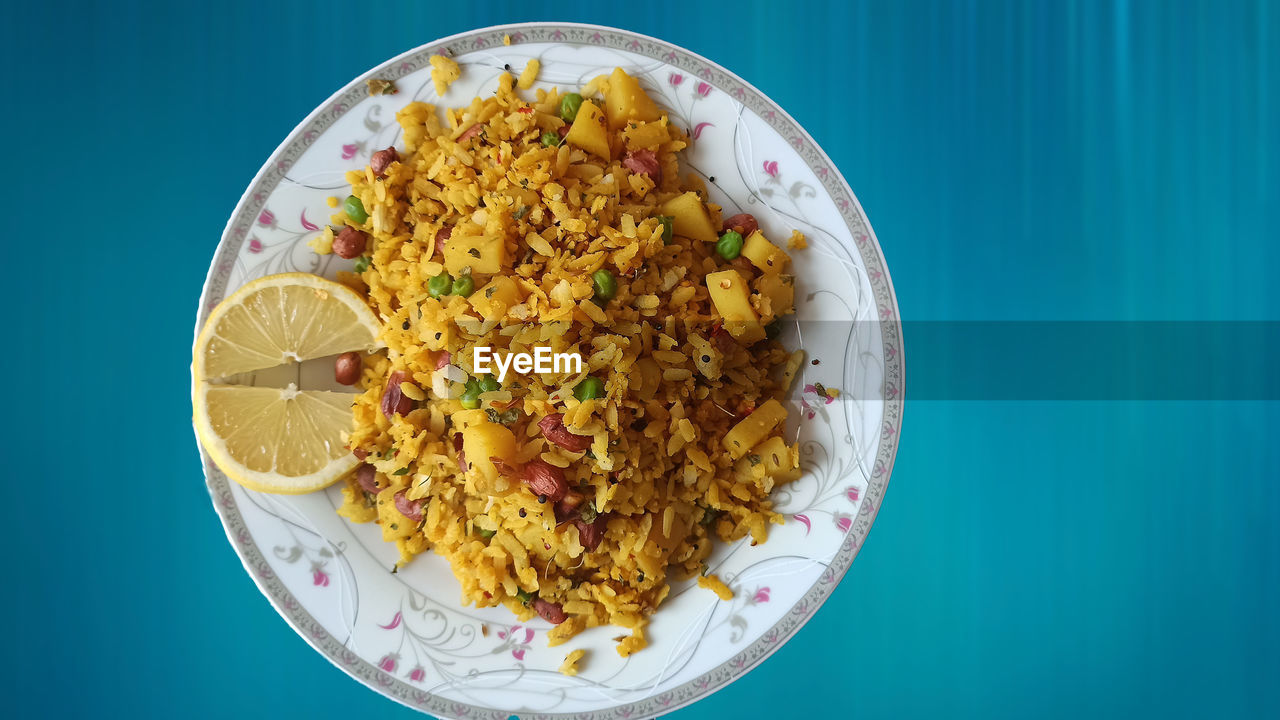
top-left (485, 407), bottom-right (519, 425)
top-left (657, 215), bottom-right (674, 244)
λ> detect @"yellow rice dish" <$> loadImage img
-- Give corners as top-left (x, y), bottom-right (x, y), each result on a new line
top-left (324, 67), bottom-right (805, 655)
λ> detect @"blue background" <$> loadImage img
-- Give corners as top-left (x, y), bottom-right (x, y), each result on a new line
top-left (3, 1), bottom-right (1278, 718)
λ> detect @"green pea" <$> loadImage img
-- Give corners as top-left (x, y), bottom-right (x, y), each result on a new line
top-left (657, 215), bottom-right (674, 244)
top-left (452, 273), bottom-right (475, 297)
top-left (592, 268), bottom-right (617, 301)
top-left (478, 375), bottom-right (500, 393)
top-left (477, 528), bottom-right (496, 539)
top-left (559, 93), bottom-right (584, 122)
top-left (540, 130), bottom-right (561, 147)
top-left (427, 272), bottom-right (453, 299)
top-left (574, 376), bottom-right (605, 401)
top-left (459, 378), bottom-right (481, 409)
top-left (344, 195), bottom-right (368, 224)
top-left (716, 230), bottom-right (744, 260)
top-left (352, 255), bottom-right (371, 273)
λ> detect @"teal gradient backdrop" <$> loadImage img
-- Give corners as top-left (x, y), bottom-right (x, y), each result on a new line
top-left (3, 1), bottom-right (1277, 718)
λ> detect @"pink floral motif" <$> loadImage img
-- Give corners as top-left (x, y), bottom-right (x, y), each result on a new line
top-left (695, 81), bottom-right (712, 98)
top-left (692, 122), bottom-right (714, 139)
top-left (551, 29), bottom-right (565, 41)
top-left (662, 50), bottom-right (677, 62)
top-left (248, 238), bottom-right (263, 254)
top-left (300, 210), bottom-right (320, 231)
top-left (669, 72), bottom-right (684, 87)
top-left (763, 160), bottom-right (779, 178)
top-left (793, 513), bottom-right (812, 534)
top-left (835, 514), bottom-right (852, 533)
top-left (408, 666), bottom-right (425, 683)
top-left (846, 486), bottom-right (860, 503)
top-left (509, 32), bottom-right (526, 43)
top-left (800, 383), bottom-right (837, 419)
top-left (753, 587), bottom-right (771, 603)
top-left (342, 143), bottom-right (357, 160)
top-left (257, 209), bottom-right (275, 226)
top-left (497, 624), bottom-right (533, 660)
top-left (589, 32), bottom-right (604, 44)
top-left (379, 611), bottom-right (403, 630)
top-left (312, 568), bottom-right (330, 587)
top-left (626, 39), bottom-right (641, 50)
top-left (803, 384), bottom-right (837, 405)
top-left (378, 653), bottom-right (398, 673)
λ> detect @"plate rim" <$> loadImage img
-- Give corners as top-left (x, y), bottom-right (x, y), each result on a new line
top-left (193, 21), bottom-right (905, 720)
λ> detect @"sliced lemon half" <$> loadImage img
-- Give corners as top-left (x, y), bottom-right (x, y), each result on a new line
top-left (193, 273), bottom-right (382, 494)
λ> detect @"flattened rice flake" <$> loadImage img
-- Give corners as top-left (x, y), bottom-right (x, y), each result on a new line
top-left (559, 648), bottom-right (586, 676)
top-left (698, 573), bottom-right (735, 601)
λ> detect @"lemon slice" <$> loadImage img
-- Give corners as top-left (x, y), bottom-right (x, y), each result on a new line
top-left (194, 383), bottom-right (360, 493)
top-left (193, 273), bottom-right (383, 494)
top-left (194, 272), bottom-right (381, 379)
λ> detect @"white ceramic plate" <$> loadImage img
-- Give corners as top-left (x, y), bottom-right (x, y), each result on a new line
top-left (195, 22), bottom-right (903, 720)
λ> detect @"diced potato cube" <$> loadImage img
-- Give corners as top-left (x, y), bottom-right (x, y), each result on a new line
top-left (722, 399), bottom-right (787, 459)
top-left (755, 273), bottom-right (795, 321)
top-left (734, 435), bottom-right (802, 484)
top-left (605, 67), bottom-right (663, 130)
top-left (706, 269), bottom-right (766, 343)
top-left (462, 419), bottom-right (517, 482)
top-left (565, 99), bottom-right (610, 159)
top-left (443, 234), bottom-right (505, 275)
top-left (469, 276), bottom-right (525, 319)
top-left (660, 192), bottom-right (718, 244)
top-left (451, 409), bottom-right (489, 429)
top-left (621, 120), bottom-right (669, 150)
top-left (741, 231), bottom-right (790, 274)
